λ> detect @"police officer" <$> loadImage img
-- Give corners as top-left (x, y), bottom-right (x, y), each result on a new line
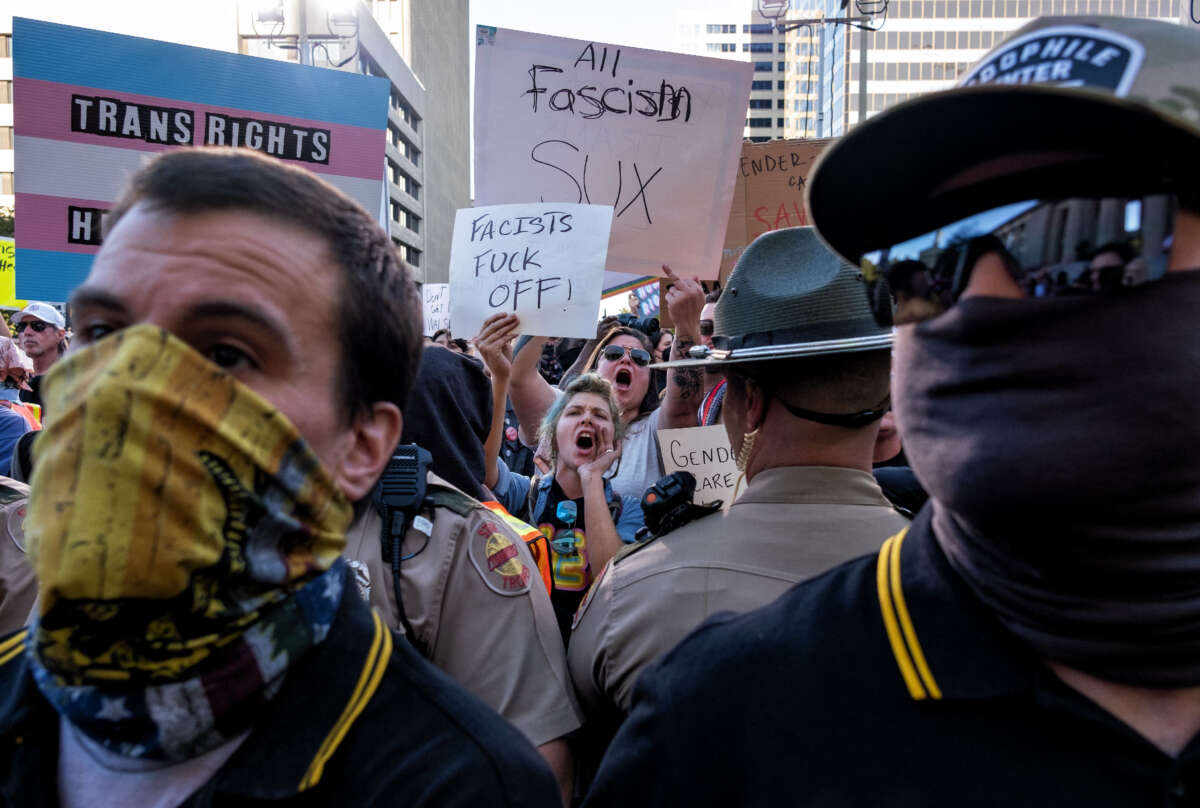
top-left (586, 16), bottom-right (1200, 807)
top-left (569, 226), bottom-right (910, 718)
top-left (344, 474), bottom-right (580, 802)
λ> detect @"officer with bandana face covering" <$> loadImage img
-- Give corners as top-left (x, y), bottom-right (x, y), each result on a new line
top-left (586, 16), bottom-right (1200, 807)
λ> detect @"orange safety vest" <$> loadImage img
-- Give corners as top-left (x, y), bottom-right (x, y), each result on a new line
top-left (481, 500), bottom-right (553, 597)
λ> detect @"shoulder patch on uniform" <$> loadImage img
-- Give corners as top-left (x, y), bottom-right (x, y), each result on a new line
top-left (571, 560), bottom-right (610, 630)
top-left (467, 517), bottom-right (533, 597)
top-left (425, 484), bottom-right (479, 517)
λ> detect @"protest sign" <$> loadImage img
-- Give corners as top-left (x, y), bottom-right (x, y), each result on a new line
top-left (11, 18), bottom-right (389, 302)
top-left (657, 426), bottom-right (740, 508)
top-left (474, 26), bottom-right (751, 282)
top-left (0, 239), bottom-right (25, 311)
top-left (720, 138), bottom-right (834, 285)
top-left (448, 203), bottom-right (612, 339)
top-left (422, 283), bottom-right (450, 336)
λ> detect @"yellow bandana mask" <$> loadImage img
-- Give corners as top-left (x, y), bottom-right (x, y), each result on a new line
top-left (25, 325), bottom-right (354, 761)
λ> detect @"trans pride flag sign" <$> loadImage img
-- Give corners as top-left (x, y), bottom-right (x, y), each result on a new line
top-left (12, 18), bottom-right (390, 301)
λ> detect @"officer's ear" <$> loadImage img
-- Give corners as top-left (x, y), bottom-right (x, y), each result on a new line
top-left (741, 376), bottom-right (770, 433)
top-left (333, 402), bottom-right (403, 502)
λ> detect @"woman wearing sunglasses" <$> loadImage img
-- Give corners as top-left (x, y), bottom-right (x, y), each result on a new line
top-left (499, 267), bottom-right (708, 503)
top-left (475, 314), bottom-right (645, 640)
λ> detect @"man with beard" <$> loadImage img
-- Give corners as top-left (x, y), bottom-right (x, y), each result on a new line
top-left (0, 149), bottom-right (558, 806)
top-left (586, 16), bottom-right (1200, 806)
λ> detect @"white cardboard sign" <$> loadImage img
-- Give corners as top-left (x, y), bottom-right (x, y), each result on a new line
top-left (422, 283), bottom-right (450, 336)
top-left (448, 203), bottom-right (613, 339)
top-left (474, 26), bottom-right (751, 281)
top-left (657, 426), bottom-right (740, 508)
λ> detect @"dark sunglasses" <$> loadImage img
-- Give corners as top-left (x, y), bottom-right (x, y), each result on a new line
top-left (601, 345), bottom-right (652, 366)
top-left (13, 321), bottom-right (52, 334)
top-left (699, 320), bottom-right (715, 337)
top-left (860, 194), bottom-right (1178, 326)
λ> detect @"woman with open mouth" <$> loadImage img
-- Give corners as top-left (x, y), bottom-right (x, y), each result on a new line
top-left (475, 319), bottom-right (645, 640)
top-left (499, 266), bottom-right (710, 503)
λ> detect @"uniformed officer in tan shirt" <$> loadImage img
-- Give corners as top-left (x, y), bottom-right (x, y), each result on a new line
top-left (343, 471), bottom-right (581, 801)
top-left (569, 226), bottom-right (911, 715)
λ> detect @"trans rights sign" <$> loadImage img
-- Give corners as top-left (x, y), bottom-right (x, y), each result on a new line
top-left (474, 27), bottom-right (751, 285)
top-left (12, 18), bottom-right (390, 301)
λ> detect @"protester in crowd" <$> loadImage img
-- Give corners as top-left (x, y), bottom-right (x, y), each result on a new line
top-left (0, 476), bottom-right (33, 634)
top-left (653, 329), bottom-right (673, 363)
top-left (507, 266), bottom-right (707, 502)
top-left (587, 17), bottom-right (1200, 806)
top-left (430, 327), bottom-right (452, 348)
top-left (695, 287), bottom-right (726, 425)
top-left (0, 339), bottom-right (36, 476)
top-left (0, 148), bottom-right (559, 806)
top-left (340, 341), bottom-right (580, 803)
top-left (478, 313), bottom-right (644, 640)
top-left (569, 226), bottom-right (910, 724)
top-left (11, 302), bottom-right (67, 412)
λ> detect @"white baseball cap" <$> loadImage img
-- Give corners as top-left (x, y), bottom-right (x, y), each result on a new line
top-left (11, 302), bottom-right (65, 330)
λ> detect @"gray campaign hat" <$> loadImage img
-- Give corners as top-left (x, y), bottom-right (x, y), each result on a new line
top-left (808, 15), bottom-right (1200, 266)
top-left (654, 226), bottom-right (891, 369)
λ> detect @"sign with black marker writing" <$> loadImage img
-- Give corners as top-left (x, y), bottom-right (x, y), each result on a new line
top-left (474, 26), bottom-right (751, 282)
top-left (657, 426), bottom-right (740, 509)
top-left (422, 283), bottom-right (450, 336)
top-left (448, 203), bottom-right (613, 339)
top-left (12, 17), bottom-right (388, 302)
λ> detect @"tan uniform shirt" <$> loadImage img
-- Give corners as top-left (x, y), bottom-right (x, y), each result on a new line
top-left (568, 465), bottom-right (911, 713)
top-left (342, 473), bottom-right (581, 748)
top-left (0, 478), bottom-right (33, 635)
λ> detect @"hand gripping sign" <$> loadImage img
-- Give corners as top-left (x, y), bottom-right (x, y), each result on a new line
top-left (448, 203), bottom-right (613, 339)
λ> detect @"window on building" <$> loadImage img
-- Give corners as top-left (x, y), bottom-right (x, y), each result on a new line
top-left (899, 31), bottom-right (910, 49)
top-left (751, 80), bottom-right (773, 90)
top-left (749, 42), bottom-right (773, 52)
top-left (776, 99), bottom-right (784, 109)
top-left (404, 245), bottom-right (420, 268)
top-left (0, 174), bottom-right (11, 195)
top-left (777, 61), bottom-right (786, 71)
top-left (0, 127), bottom-right (10, 150)
top-left (970, 31), bottom-right (982, 48)
top-left (899, 62), bottom-right (909, 80)
top-left (707, 24), bottom-right (721, 33)
top-left (0, 34), bottom-right (10, 58)
top-left (747, 23), bottom-right (773, 33)
top-left (0, 82), bottom-right (10, 104)
top-left (748, 117), bottom-right (772, 128)
top-left (922, 62), bottom-right (932, 80)
top-left (886, 63), bottom-right (897, 80)
top-left (753, 61), bottom-right (774, 71)
top-left (722, 43), bottom-right (736, 52)
top-left (749, 99), bottom-right (773, 109)
top-left (777, 80), bottom-right (785, 90)
top-left (778, 43), bottom-right (786, 52)
top-left (776, 117), bottom-right (784, 128)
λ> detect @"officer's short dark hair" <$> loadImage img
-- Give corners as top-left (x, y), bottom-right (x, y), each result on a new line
top-left (726, 350), bottom-right (891, 421)
top-left (104, 148), bottom-right (422, 423)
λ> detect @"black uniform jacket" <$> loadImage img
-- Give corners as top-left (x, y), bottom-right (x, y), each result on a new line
top-left (586, 506), bottom-right (1200, 807)
top-left (0, 568), bottom-right (560, 807)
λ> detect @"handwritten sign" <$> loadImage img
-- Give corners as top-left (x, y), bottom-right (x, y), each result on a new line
top-left (12, 18), bottom-right (389, 301)
top-left (0, 239), bottom-right (25, 310)
top-left (720, 138), bottom-right (834, 285)
top-left (657, 426), bottom-right (740, 508)
top-left (448, 203), bottom-right (612, 339)
top-left (474, 26), bottom-right (751, 281)
top-left (422, 283), bottom-right (450, 336)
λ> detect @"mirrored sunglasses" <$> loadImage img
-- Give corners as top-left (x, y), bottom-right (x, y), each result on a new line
top-left (13, 320), bottom-right (52, 334)
top-left (601, 345), bottom-right (652, 366)
top-left (860, 194), bottom-right (1178, 326)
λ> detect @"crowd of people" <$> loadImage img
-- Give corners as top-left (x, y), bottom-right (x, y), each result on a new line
top-left (0, 14), bottom-right (1198, 807)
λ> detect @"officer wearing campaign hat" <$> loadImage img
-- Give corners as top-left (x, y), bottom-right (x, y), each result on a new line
top-left (586, 16), bottom-right (1200, 807)
top-left (568, 226), bottom-right (908, 729)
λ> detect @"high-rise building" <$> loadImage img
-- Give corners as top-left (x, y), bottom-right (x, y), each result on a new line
top-left (1, 29), bottom-right (12, 211)
top-left (680, 0), bottom-right (1186, 142)
top-left (677, 6), bottom-right (823, 141)
top-left (835, 0), bottom-right (1184, 134)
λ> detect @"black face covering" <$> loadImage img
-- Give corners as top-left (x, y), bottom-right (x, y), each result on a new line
top-left (895, 271), bottom-right (1200, 687)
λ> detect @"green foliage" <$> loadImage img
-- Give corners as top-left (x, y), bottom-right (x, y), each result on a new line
top-left (0, 207), bottom-right (11, 238)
